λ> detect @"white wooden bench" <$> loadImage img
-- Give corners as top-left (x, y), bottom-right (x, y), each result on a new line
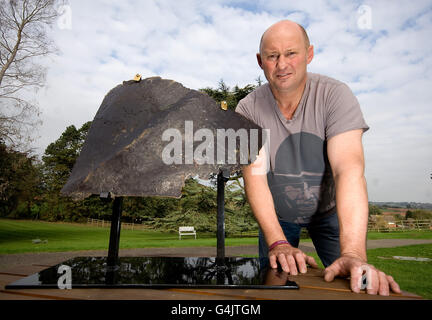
top-left (179, 226), bottom-right (196, 240)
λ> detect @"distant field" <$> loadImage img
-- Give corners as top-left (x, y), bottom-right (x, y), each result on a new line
top-left (0, 218), bottom-right (431, 254)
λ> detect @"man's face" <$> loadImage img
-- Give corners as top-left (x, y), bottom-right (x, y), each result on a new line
top-left (257, 25), bottom-right (313, 94)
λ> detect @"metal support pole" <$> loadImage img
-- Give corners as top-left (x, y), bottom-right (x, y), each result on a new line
top-left (217, 168), bottom-right (230, 260)
top-left (107, 196), bottom-right (123, 267)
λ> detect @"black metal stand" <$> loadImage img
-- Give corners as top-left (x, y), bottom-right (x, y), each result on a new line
top-left (216, 168), bottom-right (230, 260)
top-left (107, 196), bottom-right (123, 268)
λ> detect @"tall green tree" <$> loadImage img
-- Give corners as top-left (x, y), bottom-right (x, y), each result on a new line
top-left (40, 121), bottom-right (94, 221)
top-left (148, 178), bottom-right (257, 234)
top-left (42, 122), bottom-right (91, 191)
top-left (0, 140), bottom-right (41, 217)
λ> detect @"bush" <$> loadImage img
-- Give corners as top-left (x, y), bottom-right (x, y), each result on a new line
top-left (369, 204), bottom-right (382, 215)
top-left (405, 209), bottom-right (432, 220)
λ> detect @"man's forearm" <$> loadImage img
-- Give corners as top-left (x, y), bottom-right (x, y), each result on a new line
top-left (334, 172), bottom-right (369, 262)
top-left (243, 165), bottom-right (287, 246)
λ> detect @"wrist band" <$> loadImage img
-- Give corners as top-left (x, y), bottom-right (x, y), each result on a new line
top-left (268, 240), bottom-right (289, 251)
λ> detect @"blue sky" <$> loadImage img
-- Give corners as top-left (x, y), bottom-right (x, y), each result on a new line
top-left (34, 0), bottom-right (432, 202)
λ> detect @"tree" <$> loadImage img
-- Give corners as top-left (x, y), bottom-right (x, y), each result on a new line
top-left (146, 177), bottom-right (258, 235)
top-left (405, 209), bottom-right (432, 220)
top-left (41, 121), bottom-right (93, 221)
top-left (42, 122), bottom-right (91, 191)
top-left (0, 0), bottom-right (60, 149)
top-left (368, 204), bottom-right (382, 216)
top-left (0, 139), bottom-right (41, 217)
top-left (200, 80), bottom-right (256, 110)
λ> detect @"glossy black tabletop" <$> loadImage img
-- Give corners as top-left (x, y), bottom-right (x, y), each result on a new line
top-left (6, 256), bottom-right (299, 289)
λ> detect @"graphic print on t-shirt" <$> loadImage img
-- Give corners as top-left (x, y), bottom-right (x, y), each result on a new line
top-left (267, 131), bottom-right (335, 224)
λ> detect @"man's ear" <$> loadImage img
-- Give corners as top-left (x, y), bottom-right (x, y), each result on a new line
top-left (307, 45), bottom-right (314, 64)
top-left (256, 53), bottom-right (263, 69)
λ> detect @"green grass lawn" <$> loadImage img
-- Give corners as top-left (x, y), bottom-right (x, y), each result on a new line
top-left (366, 230), bottom-right (432, 240)
top-left (0, 218), bottom-right (259, 254)
top-left (1, 218), bottom-right (431, 299)
top-left (367, 244), bottom-right (432, 299)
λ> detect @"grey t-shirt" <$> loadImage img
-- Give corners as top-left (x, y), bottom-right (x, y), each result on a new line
top-left (235, 72), bottom-right (369, 224)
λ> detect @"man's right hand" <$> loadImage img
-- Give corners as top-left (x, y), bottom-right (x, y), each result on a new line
top-left (269, 243), bottom-right (318, 275)
top-left (242, 158), bottom-right (319, 275)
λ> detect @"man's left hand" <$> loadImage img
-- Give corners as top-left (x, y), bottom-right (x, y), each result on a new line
top-left (323, 254), bottom-right (401, 296)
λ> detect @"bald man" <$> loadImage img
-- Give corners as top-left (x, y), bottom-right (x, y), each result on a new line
top-left (236, 20), bottom-right (401, 296)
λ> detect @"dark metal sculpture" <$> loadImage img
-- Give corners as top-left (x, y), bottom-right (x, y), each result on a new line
top-left (61, 76), bottom-right (263, 200)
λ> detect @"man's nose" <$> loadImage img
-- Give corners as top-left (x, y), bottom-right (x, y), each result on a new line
top-left (277, 55), bottom-right (289, 70)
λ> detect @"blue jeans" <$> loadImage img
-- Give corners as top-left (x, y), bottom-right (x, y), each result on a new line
top-left (259, 212), bottom-right (341, 268)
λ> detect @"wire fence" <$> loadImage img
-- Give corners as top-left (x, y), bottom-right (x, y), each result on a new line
top-left (87, 218), bottom-right (432, 234)
top-left (367, 219), bottom-right (432, 232)
top-left (87, 218), bottom-right (148, 231)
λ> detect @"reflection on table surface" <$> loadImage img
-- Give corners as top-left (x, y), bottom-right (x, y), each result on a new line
top-left (6, 256), bottom-right (299, 289)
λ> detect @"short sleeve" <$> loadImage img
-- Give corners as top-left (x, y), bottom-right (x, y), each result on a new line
top-left (325, 83), bottom-right (369, 140)
top-left (235, 98), bottom-right (255, 123)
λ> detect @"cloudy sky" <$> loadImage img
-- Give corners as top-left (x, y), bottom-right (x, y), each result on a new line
top-left (32, 0), bottom-right (432, 203)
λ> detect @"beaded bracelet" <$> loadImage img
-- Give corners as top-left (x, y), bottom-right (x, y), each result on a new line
top-left (268, 240), bottom-right (289, 251)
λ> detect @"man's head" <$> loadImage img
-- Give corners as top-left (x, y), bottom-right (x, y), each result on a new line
top-left (257, 20), bottom-right (314, 95)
